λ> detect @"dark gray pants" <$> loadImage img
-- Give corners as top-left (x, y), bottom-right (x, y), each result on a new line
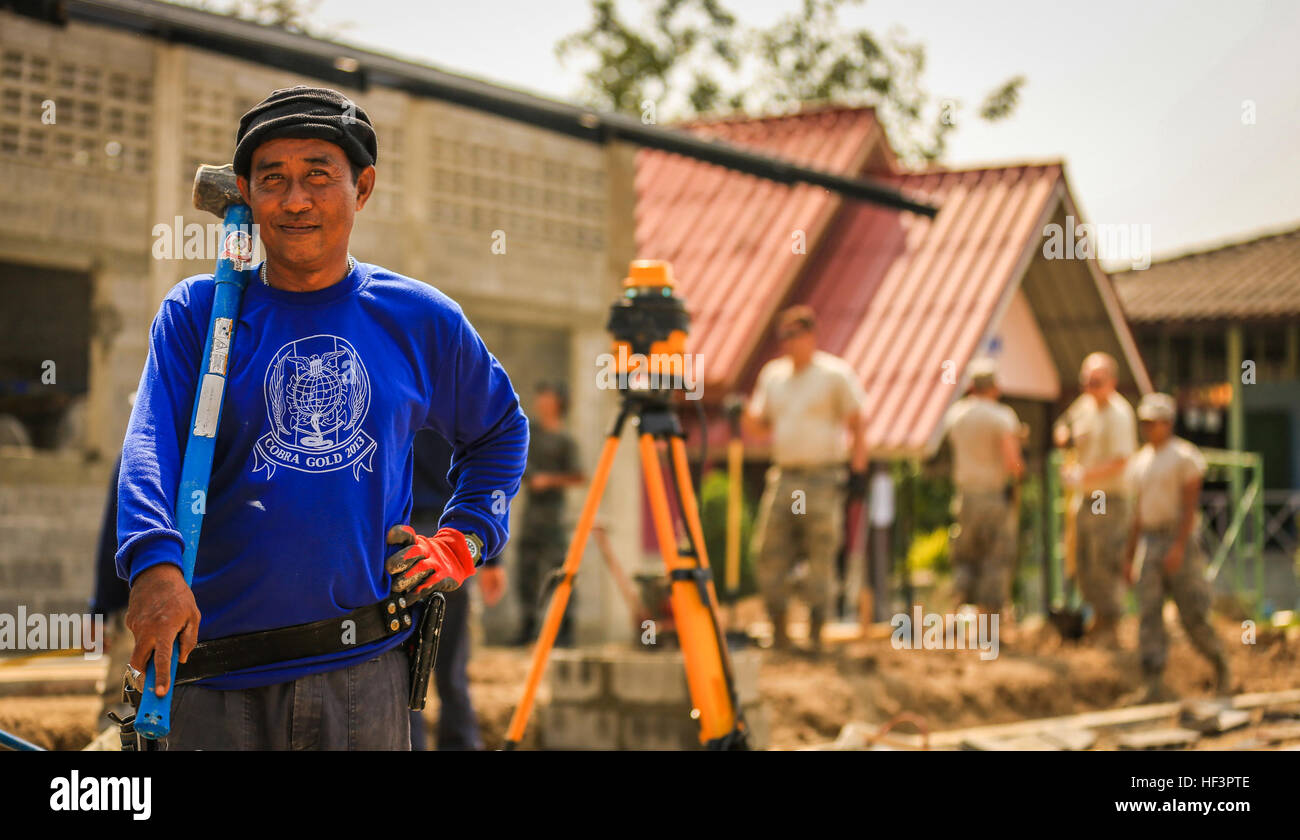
top-left (160, 647), bottom-right (411, 750)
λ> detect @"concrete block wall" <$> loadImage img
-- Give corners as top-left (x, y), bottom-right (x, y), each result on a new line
top-left (0, 453), bottom-right (111, 618)
top-left (539, 645), bottom-right (768, 750)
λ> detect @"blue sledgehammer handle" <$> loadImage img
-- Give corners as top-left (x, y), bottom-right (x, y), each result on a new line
top-left (136, 203), bottom-right (252, 740)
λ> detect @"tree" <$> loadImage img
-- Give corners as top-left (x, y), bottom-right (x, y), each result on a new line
top-left (169, 0), bottom-right (337, 37)
top-left (557, 0), bottom-right (1024, 163)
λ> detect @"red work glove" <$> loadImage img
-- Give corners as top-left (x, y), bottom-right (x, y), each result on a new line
top-left (385, 525), bottom-right (477, 599)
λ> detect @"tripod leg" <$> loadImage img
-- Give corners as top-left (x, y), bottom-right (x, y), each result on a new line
top-left (504, 432), bottom-right (621, 749)
top-left (640, 433), bottom-right (744, 746)
top-left (669, 437), bottom-right (748, 744)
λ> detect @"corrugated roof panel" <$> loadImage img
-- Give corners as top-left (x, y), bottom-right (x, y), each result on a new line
top-left (635, 107), bottom-right (883, 387)
top-left (635, 106), bottom-right (1074, 456)
top-left (1113, 224), bottom-right (1300, 323)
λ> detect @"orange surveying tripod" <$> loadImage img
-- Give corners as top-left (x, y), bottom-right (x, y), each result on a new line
top-left (504, 261), bottom-right (749, 750)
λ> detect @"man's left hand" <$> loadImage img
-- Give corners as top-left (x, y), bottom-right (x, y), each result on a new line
top-left (1162, 541), bottom-right (1185, 575)
top-left (385, 525), bottom-right (477, 599)
top-left (478, 566), bottom-right (507, 606)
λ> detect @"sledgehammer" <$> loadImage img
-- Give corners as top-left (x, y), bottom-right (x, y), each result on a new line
top-left (135, 165), bottom-right (253, 740)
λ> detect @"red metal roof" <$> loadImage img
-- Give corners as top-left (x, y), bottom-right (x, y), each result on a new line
top-left (634, 106), bottom-right (891, 390)
top-left (637, 107), bottom-right (1141, 457)
top-left (835, 165), bottom-right (1064, 454)
top-left (729, 164), bottom-right (1066, 455)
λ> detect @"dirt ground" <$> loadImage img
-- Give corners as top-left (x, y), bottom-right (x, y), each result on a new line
top-left (756, 613), bottom-right (1299, 748)
top-left (3, 607), bottom-right (1296, 750)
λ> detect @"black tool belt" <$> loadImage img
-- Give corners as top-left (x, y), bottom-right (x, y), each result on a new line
top-left (173, 594), bottom-right (428, 687)
top-left (112, 593), bottom-right (447, 750)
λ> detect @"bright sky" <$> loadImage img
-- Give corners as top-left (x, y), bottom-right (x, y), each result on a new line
top-left (309, 0), bottom-right (1300, 263)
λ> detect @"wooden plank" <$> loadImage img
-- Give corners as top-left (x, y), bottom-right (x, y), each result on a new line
top-left (1117, 728), bottom-right (1201, 750)
top-left (1181, 701), bottom-right (1252, 734)
top-left (1254, 723), bottom-right (1300, 745)
top-left (886, 689), bottom-right (1300, 749)
top-left (1042, 728), bottom-right (1099, 751)
top-left (962, 734), bottom-right (1062, 751)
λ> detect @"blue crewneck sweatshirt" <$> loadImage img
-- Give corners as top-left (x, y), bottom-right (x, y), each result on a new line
top-left (116, 261), bottom-right (529, 689)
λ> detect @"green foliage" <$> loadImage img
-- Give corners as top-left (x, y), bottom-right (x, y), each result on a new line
top-left (170, 0), bottom-right (337, 36)
top-left (906, 525), bottom-right (950, 572)
top-left (698, 469), bottom-right (757, 603)
top-left (905, 467), bottom-right (954, 535)
top-left (557, 0), bottom-right (1024, 163)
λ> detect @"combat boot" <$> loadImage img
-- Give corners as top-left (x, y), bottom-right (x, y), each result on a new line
top-left (769, 610), bottom-right (791, 650)
top-left (807, 608), bottom-right (825, 655)
top-left (1214, 656), bottom-right (1233, 695)
top-left (1091, 617), bottom-right (1121, 651)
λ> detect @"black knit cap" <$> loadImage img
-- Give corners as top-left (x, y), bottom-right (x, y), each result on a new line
top-left (233, 86), bottom-right (377, 178)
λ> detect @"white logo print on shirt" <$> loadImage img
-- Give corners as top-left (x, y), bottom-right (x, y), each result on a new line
top-left (252, 333), bottom-right (377, 479)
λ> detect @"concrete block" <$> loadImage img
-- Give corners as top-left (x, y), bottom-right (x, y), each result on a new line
top-left (619, 707), bottom-right (699, 750)
top-left (537, 703), bottom-right (619, 750)
top-left (610, 650), bottom-right (691, 705)
top-left (618, 701), bottom-right (768, 750)
top-left (548, 649), bottom-right (609, 703)
top-left (740, 703), bottom-right (769, 751)
top-left (729, 649), bottom-right (762, 706)
top-left (609, 647), bottom-right (761, 707)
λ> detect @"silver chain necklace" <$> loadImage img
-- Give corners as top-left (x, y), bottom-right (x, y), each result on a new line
top-left (260, 254), bottom-right (356, 287)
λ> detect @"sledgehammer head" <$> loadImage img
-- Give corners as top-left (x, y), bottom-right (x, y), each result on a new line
top-left (193, 163), bottom-right (245, 217)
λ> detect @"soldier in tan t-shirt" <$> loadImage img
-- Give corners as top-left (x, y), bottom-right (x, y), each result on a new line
top-left (1052, 352), bottom-right (1137, 646)
top-left (744, 306), bottom-right (868, 652)
top-left (941, 358), bottom-right (1024, 611)
top-left (1123, 393), bottom-right (1230, 700)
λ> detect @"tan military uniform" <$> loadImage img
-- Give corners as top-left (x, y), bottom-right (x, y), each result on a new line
top-left (943, 396), bottom-right (1020, 610)
top-left (749, 351), bottom-right (864, 619)
top-left (1127, 437), bottom-right (1226, 678)
top-left (1057, 393), bottom-right (1137, 631)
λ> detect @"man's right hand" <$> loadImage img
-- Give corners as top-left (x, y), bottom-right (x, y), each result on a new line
top-left (125, 564), bottom-right (201, 697)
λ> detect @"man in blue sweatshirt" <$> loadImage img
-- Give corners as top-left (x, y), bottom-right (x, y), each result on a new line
top-left (116, 86), bottom-right (529, 749)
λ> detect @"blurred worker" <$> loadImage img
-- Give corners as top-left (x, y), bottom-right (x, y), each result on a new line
top-left (941, 358), bottom-right (1024, 613)
top-left (408, 430), bottom-right (506, 750)
top-left (1053, 352), bottom-right (1137, 647)
top-left (1124, 393), bottom-right (1231, 700)
top-left (516, 382), bottom-right (585, 646)
top-left (745, 306), bottom-right (868, 653)
top-left (92, 453), bottom-right (133, 725)
top-left (91, 391), bottom-right (137, 725)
